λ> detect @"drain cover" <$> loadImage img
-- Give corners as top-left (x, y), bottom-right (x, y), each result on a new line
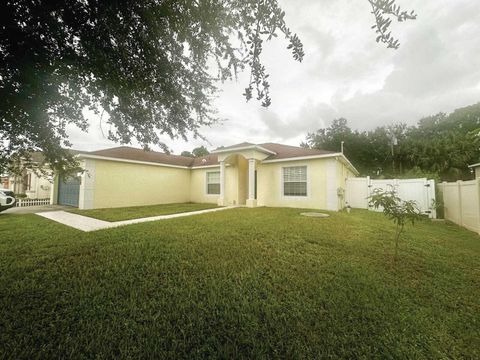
top-left (300, 212), bottom-right (330, 218)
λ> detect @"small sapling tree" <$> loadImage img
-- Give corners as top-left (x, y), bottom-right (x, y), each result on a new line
top-left (369, 187), bottom-right (425, 263)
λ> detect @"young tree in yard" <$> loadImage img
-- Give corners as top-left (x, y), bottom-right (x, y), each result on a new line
top-left (0, 0), bottom-right (415, 175)
top-left (369, 188), bottom-right (424, 264)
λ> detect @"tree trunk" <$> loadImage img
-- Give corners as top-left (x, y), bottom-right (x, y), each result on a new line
top-left (393, 223), bottom-right (404, 265)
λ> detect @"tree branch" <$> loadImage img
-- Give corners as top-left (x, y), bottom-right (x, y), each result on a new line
top-left (368, 0), bottom-right (417, 49)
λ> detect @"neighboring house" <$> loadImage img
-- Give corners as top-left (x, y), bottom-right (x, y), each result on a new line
top-left (469, 162), bottom-right (480, 178)
top-left (50, 142), bottom-right (358, 211)
top-left (3, 150), bottom-right (84, 199)
top-left (1, 176), bottom-right (9, 189)
top-left (3, 152), bottom-right (52, 199)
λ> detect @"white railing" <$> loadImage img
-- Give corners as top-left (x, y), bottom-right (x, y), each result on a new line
top-left (15, 198), bottom-right (51, 207)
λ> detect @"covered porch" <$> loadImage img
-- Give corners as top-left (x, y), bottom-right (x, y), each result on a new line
top-left (211, 143), bottom-right (276, 207)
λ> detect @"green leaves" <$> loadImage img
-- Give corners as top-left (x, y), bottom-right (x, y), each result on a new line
top-left (0, 0), bottom-right (415, 175)
top-left (304, 103), bottom-right (480, 181)
top-left (368, 187), bottom-right (424, 262)
top-left (0, 0), bottom-right (303, 173)
top-left (369, 188), bottom-right (422, 228)
top-left (404, 104), bottom-right (480, 180)
top-left (368, 0), bottom-right (417, 49)
top-left (181, 146), bottom-right (209, 158)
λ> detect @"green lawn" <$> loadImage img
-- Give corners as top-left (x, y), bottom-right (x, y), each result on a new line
top-left (0, 208), bottom-right (479, 359)
top-left (69, 202), bottom-right (219, 221)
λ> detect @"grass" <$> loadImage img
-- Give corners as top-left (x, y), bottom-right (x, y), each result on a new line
top-left (69, 202), bottom-right (219, 221)
top-left (0, 208), bottom-right (479, 359)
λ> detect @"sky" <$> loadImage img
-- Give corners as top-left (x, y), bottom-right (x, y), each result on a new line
top-left (67, 0), bottom-right (480, 155)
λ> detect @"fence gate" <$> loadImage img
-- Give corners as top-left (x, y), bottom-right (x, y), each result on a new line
top-left (346, 177), bottom-right (436, 218)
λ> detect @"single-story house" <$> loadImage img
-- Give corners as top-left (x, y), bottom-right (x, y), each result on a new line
top-left (49, 142), bottom-right (358, 211)
top-left (469, 162), bottom-right (480, 178)
top-left (2, 152), bottom-right (53, 199)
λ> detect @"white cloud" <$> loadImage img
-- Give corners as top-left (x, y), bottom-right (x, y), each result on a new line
top-left (67, 0), bottom-right (480, 153)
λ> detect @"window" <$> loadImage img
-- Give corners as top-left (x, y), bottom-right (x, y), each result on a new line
top-left (206, 171), bottom-right (220, 195)
top-left (283, 166), bottom-right (307, 196)
top-left (23, 173), bottom-right (31, 191)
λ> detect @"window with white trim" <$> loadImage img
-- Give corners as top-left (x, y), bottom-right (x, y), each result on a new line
top-left (206, 171), bottom-right (220, 194)
top-left (283, 166), bottom-right (307, 196)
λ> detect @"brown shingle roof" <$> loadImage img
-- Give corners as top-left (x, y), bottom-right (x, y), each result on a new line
top-left (191, 154), bottom-right (219, 167)
top-left (27, 149), bottom-right (84, 164)
top-left (260, 143), bottom-right (335, 160)
top-left (87, 146), bottom-right (196, 167)
top-left (82, 143), bottom-right (336, 168)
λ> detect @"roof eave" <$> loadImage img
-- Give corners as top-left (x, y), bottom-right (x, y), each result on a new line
top-left (338, 154), bottom-right (360, 176)
top-left (261, 152), bottom-right (359, 175)
top-left (190, 164), bottom-right (220, 169)
top-left (77, 154), bottom-right (192, 169)
top-left (211, 145), bottom-right (277, 156)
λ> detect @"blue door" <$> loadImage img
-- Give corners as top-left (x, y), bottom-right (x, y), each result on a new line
top-left (57, 176), bottom-right (80, 207)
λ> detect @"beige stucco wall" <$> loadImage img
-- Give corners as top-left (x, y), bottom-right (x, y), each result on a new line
top-left (190, 167), bottom-right (220, 204)
top-left (256, 158), bottom-right (330, 210)
top-left (237, 156), bottom-right (248, 205)
top-left (81, 155), bottom-right (357, 210)
top-left (25, 171), bottom-right (51, 199)
top-left (225, 165), bottom-right (239, 205)
top-left (8, 169), bottom-right (52, 199)
top-left (190, 165), bottom-right (242, 205)
top-left (93, 160), bottom-right (191, 209)
top-left (336, 160), bottom-right (356, 209)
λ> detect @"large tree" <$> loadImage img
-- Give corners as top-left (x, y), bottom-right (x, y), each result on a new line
top-left (303, 103), bottom-right (480, 181)
top-left (402, 105), bottom-right (480, 180)
top-left (0, 0), bottom-right (415, 174)
top-left (180, 145), bottom-right (209, 158)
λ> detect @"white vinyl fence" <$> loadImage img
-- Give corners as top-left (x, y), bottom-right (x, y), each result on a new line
top-left (15, 198), bottom-right (50, 207)
top-left (440, 179), bottom-right (480, 234)
top-left (346, 177), bottom-right (436, 218)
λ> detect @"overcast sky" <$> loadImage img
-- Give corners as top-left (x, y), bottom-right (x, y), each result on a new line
top-left (68, 0), bottom-right (480, 154)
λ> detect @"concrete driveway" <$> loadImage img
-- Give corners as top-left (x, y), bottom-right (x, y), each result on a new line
top-left (1, 205), bottom-right (71, 215)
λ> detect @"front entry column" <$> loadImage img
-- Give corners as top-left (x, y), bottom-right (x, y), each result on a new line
top-left (246, 158), bottom-right (257, 207)
top-left (218, 160), bottom-right (225, 206)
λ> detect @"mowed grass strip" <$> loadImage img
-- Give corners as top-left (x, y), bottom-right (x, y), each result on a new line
top-left (68, 202), bottom-right (219, 221)
top-left (0, 208), bottom-right (479, 359)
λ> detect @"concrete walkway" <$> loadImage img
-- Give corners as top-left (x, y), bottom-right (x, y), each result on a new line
top-left (3, 204), bottom-right (70, 215)
top-left (36, 206), bottom-right (237, 232)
